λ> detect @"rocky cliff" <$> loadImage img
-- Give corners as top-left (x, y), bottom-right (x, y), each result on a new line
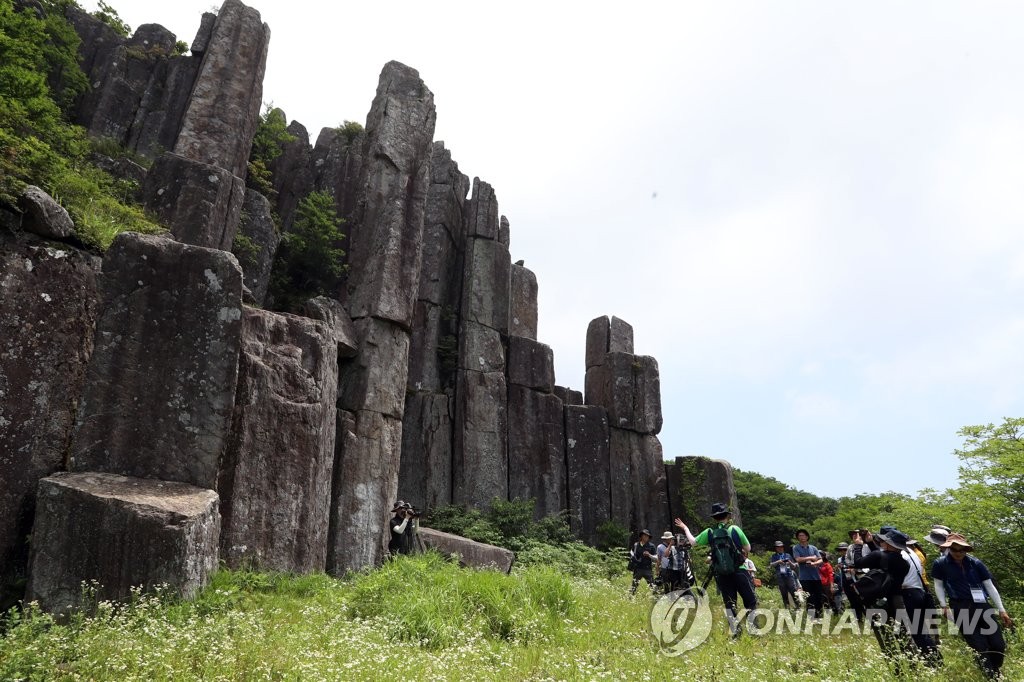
top-left (0, 0), bottom-right (737, 613)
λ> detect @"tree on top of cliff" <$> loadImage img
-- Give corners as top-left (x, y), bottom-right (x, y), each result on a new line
top-left (247, 105), bottom-right (295, 201)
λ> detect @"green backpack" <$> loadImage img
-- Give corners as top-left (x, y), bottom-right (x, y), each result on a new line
top-left (709, 525), bottom-right (743, 576)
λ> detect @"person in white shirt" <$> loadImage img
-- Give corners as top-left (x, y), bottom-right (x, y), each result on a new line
top-left (899, 544), bottom-right (940, 665)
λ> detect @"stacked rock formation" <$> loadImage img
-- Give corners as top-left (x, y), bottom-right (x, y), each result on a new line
top-left (584, 317), bottom-right (668, 537)
top-left (665, 456), bottom-right (742, 528)
top-left (0, 0), bottom-right (745, 616)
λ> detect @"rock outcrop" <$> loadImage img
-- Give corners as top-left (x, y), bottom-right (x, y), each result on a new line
top-left (69, 233), bottom-right (244, 489)
top-left (218, 308), bottom-right (337, 572)
top-left (232, 189), bottom-right (280, 305)
top-left (26, 473), bottom-right (219, 616)
top-left (327, 62), bottom-right (436, 574)
top-left (665, 456), bottom-right (742, 527)
top-left (565, 405), bottom-right (611, 545)
top-left (0, 236), bottom-right (100, 609)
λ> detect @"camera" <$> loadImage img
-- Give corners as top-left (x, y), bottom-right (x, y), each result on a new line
top-left (405, 506), bottom-right (422, 518)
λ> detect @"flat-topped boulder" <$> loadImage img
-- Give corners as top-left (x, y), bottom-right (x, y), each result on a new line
top-left (26, 472), bottom-right (219, 616)
top-left (416, 527), bottom-right (514, 573)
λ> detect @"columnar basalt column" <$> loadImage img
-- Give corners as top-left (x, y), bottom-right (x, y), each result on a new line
top-left (327, 61), bottom-right (436, 574)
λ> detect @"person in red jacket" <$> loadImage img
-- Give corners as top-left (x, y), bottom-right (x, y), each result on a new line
top-left (818, 551), bottom-right (837, 613)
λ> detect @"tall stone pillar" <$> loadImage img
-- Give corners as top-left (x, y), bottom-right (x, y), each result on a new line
top-left (142, 0), bottom-right (270, 250)
top-left (398, 143), bottom-right (469, 511)
top-left (584, 316), bottom-right (668, 536)
top-left (452, 179), bottom-right (511, 509)
top-left (327, 62), bottom-right (436, 574)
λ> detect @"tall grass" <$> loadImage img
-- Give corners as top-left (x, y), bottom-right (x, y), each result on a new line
top-left (1, 553), bottom-right (1019, 681)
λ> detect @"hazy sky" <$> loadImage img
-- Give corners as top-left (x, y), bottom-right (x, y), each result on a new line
top-left (82, 1), bottom-right (1024, 499)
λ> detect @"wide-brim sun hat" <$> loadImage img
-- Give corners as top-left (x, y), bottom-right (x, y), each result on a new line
top-left (709, 502), bottom-right (731, 518)
top-left (939, 533), bottom-right (973, 552)
top-left (876, 529), bottom-right (909, 551)
top-left (661, 531), bottom-right (674, 540)
top-left (925, 528), bottom-right (950, 546)
top-left (391, 500), bottom-right (406, 512)
top-left (639, 529), bottom-right (652, 538)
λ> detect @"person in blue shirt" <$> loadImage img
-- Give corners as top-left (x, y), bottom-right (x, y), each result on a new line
top-left (793, 529), bottom-right (824, 621)
top-left (932, 533), bottom-right (1014, 679)
top-left (770, 540), bottom-right (799, 610)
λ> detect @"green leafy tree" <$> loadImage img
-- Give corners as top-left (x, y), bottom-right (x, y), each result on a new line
top-left (92, 0), bottom-right (130, 37)
top-left (733, 468), bottom-right (837, 548)
top-left (268, 190), bottom-right (345, 311)
top-left (947, 418), bottom-right (1024, 597)
top-left (247, 105), bottom-right (295, 200)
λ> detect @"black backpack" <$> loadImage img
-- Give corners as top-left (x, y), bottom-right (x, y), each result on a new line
top-left (853, 568), bottom-right (893, 604)
top-left (709, 525), bottom-right (743, 576)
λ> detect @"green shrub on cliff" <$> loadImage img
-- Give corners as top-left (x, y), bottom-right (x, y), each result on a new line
top-left (0, 0), bottom-right (162, 248)
top-left (268, 190), bottom-right (346, 311)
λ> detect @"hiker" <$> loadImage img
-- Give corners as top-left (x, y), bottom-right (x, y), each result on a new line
top-left (818, 551), bottom-right (837, 613)
top-left (793, 529), bottom-right (825, 621)
top-left (833, 542), bottom-right (849, 613)
top-left (843, 528), bottom-right (871, 623)
top-left (899, 535), bottom-right (941, 665)
top-left (770, 541), bottom-right (799, 610)
top-left (742, 555), bottom-right (758, 592)
top-left (675, 503), bottom-right (757, 637)
top-left (388, 500), bottom-right (419, 556)
top-left (925, 525), bottom-right (951, 556)
top-left (932, 534), bottom-right (1013, 679)
top-left (629, 529), bottom-right (657, 595)
top-left (853, 528), bottom-right (912, 669)
top-left (657, 532), bottom-right (679, 593)
top-left (907, 537), bottom-right (942, 646)
top-left (860, 528), bottom-right (880, 552)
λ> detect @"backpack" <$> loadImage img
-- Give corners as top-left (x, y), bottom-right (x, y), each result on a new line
top-left (709, 525), bottom-right (743, 576)
top-left (852, 568), bottom-right (893, 604)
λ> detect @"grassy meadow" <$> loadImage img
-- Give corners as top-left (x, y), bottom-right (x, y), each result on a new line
top-left (1, 552), bottom-right (1019, 681)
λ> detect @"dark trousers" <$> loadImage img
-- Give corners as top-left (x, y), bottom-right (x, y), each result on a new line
top-left (950, 599), bottom-right (1006, 678)
top-left (715, 571), bottom-right (758, 634)
top-left (777, 574), bottom-right (798, 609)
top-left (630, 567), bottom-right (654, 595)
top-left (802, 578), bottom-right (824, 617)
top-left (660, 568), bottom-right (680, 593)
top-left (899, 588), bottom-right (940, 664)
top-left (844, 580), bottom-right (867, 622)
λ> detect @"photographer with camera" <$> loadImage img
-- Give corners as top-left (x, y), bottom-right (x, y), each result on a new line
top-left (388, 500), bottom-right (420, 557)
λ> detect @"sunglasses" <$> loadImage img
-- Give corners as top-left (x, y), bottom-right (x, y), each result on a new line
top-left (948, 547), bottom-right (967, 553)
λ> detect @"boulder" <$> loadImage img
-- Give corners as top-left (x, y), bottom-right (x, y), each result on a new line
top-left (328, 409), bottom-right (403, 574)
top-left (507, 387), bottom-right (565, 519)
top-left (565, 405), bottom-right (611, 545)
top-left (398, 392), bottom-right (453, 511)
top-left (18, 186), bottom-right (74, 239)
top-left (453, 369), bottom-right (507, 508)
top-left (506, 335), bottom-right (554, 392)
top-left (337, 317), bottom-right (411, 419)
top-left (344, 61), bottom-right (437, 328)
top-left (585, 316), bottom-right (635, 370)
top-left (0, 238), bottom-right (100, 608)
top-left (218, 308), bottom-right (337, 572)
top-left (173, 0), bottom-right (269, 177)
top-left (510, 263), bottom-right (538, 339)
top-left (70, 233), bottom-right (243, 490)
top-left (665, 456), bottom-right (742, 528)
top-left (231, 189), bottom-right (280, 306)
top-left (416, 527), bottom-right (514, 573)
top-left (26, 472), bottom-right (219, 616)
top-left (302, 296), bottom-right (358, 358)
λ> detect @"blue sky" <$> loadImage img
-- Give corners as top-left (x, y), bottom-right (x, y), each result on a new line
top-left (92, 1), bottom-right (1024, 498)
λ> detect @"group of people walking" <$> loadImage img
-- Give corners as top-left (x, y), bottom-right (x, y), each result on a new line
top-left (632, 504), bottom-right (1015, 679)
